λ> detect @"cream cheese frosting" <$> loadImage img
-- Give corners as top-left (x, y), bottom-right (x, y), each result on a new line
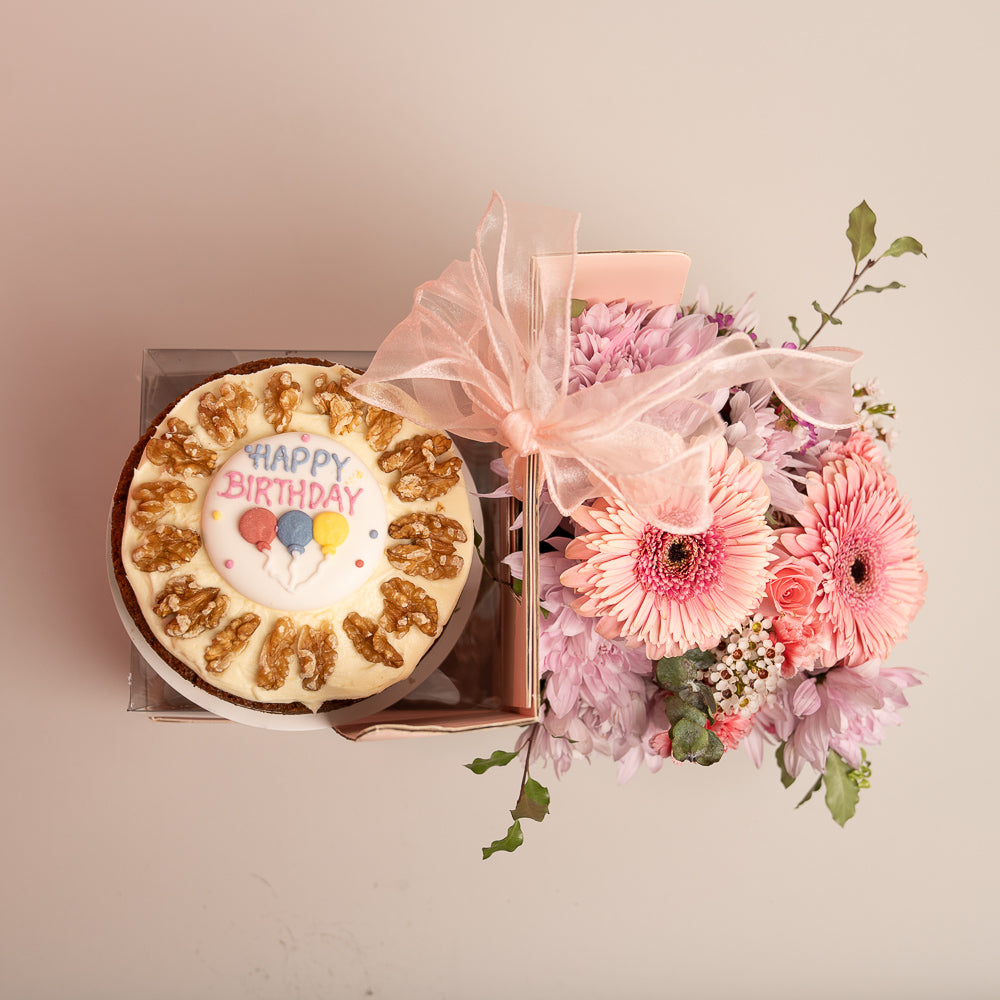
top-left (120, 362), bottom-right (474, 711)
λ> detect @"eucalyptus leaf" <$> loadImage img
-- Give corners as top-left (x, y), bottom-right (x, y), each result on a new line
top-left (656, 656), bottom-right (690, 691)
top-left (678, 682), bottom-right (717, 720)
top-left (482, 819), bottom-right (524, 859)
top-left (846, 200), bottom-right (877, 264)
top-left (880, 235), bottom-right (926, 258)
top-left (670, 718), bottom-right (710, 762)
top-left (663, 695), bottom-right (707, 729)
top-left (570, 298), bottom-right (589, 318)
top-left (824, 750), bottom-right (861, 827)
top-left (511, 777), bottom-right (550, 823)
top-left (684, 648), bottom-right (717, 669)
top-left (465, 749), bottom-right (520, 774)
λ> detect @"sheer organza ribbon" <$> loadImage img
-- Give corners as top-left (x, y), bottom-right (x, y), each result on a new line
top-left (351, 193), bottom-right (861, 534)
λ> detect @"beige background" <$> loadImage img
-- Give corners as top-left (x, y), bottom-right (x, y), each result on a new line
top-left (2, 1), bottom-right (996, 997)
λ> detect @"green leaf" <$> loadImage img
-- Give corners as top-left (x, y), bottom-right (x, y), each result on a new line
top-left (655, 656), bottom-right (690, 691)
top-left (812, 300), bottom-right (843, 326)
top-left (482, 819), bottom-right (524, 859)
top-left (795, 774), bottom-right (823, 809)
top-left (570, 298), bottom-right (588, 318)
top-left (670, 719), bottom-right (724, 765)
top-left (854, 281), bottom-right (904, 295)
top-left (775, 743), bottom-right (796, 789)
top-left (678, 681), bottom-right (717, 720)
top-left (510, 577), bottom-right (522, 598)
top-left (823, 750), bottom-right (861, 827)
top-left (880, 236), bottom-right (926, 258)
top-left (663, 695), bottom-right (707, 729)
top-left (788, 316), bottom-right (801, 337)
top-left (511, 777), bottom-right (550, 823)
top-left (846, 200), bottom-right (877, 264)
top-left (464, 749), bottom-right (520, 774)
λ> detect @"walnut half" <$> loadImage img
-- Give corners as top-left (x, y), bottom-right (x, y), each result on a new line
top-left (297, 622), bottom-right (338, 691)
top-left (263, 370), bottom-right (301, 433)
top-left (144, 418), bottom-right (217, 478)
top-left (205, 613), bottom-right (261, 674)
top-left (379, 577), bottom-right (439, 637)
top-left (343, 612), bottom-right (403, 669)
top-left (197, 380), bottom-right (259, 446)
top-left (385, 512), bottom-right (466, 581)
top-left (130, 479), bottom-right (198, 530)
top-left (131, 524), bottom-right (201, 573)
top-left (378, 434), bottom-right (462, 502)
top-left (313, 371), bottom-right (365, 435)
top-left (257, 617), bottom-right (296, 690)
top-left (153, 575), bottom-right (229, 638)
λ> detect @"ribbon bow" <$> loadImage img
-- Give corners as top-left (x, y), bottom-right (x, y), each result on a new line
top-left (351, 194), bottom-right (860, 534)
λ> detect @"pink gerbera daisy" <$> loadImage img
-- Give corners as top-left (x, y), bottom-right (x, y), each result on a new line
top-left (779, 453), bottom-right (926, 666)
top-left (560, 437), bottom-right (774, 658)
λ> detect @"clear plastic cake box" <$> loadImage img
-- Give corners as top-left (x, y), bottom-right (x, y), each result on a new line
top-left (122, 348), bottom-right (538, 740)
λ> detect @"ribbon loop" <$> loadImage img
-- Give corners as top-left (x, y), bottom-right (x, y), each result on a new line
top-left (351, 194), bottom-right (861, 534)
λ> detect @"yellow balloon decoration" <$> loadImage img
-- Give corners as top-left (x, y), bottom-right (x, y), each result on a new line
top-left (312, 512), bottom-right (350, 556)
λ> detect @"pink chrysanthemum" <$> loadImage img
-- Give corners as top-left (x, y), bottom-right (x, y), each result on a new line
top-left (560, 438), bottom-right (774, 658)
top-left (780, 453), bottom-right (926, 667)
top-left (744, 659), bottom-right (922, 776)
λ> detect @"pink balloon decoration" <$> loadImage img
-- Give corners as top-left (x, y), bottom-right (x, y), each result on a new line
top-left (239, 507), bottom-right (277, 552)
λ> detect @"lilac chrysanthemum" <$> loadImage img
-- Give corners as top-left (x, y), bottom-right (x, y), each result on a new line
top-left (725, 380), bottom-right (811, 514)
top-left (568, 300), bottom-right (722, 395)
top-left (744, 659), bottom-right (921, 776)
top-left (506, 541), bottom-right (664, 783)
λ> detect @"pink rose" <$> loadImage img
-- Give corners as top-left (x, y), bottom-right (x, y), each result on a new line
top-left (766, 557), bottom-right (822, 619)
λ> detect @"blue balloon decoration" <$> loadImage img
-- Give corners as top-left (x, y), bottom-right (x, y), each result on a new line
top-left (276, 509), bottom-right (314, 557)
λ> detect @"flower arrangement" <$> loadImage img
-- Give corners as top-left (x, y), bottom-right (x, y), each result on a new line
top-left (351, 197), bottom-right (926, 858)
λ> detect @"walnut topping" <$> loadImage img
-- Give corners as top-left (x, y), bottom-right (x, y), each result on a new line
top-left (313, 370), bottom-right (365, 435)
top-left (297, 622), bottom-right (338, 691)
top-left (364, 405), bottom-right (403, 451)
top-left (257, 617), bottom-right (296, 690)
top-left (343, 612), bottom-right (403, 669)
top-left (263, 370), bottom-right (301, 433)
top-left (377, 434), bottom-right (462, 502)
top-left (129, 479), bottom-right (198, 530)
top-left (197, 380), bottom-right (259, 446)
top-left (145, 418), bottom-right (217, 477)
top-left (205, 613), bottom-right (260, 674)
top-left (379, 577), bottom-right (439, 637)
top-left (131, 524), bottom-right (201, 573)
top-left (153, 576), bottom-right (229, 637)
top-left (385, 512), bottom-right (466, 580)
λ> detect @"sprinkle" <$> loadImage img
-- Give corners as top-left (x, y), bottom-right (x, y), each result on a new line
top-left (355, 559), bottom-right (364, 568)
top-left (212, 510), bottom-right (222, 520)
top-left (224, 559), bottom-right (234, 569)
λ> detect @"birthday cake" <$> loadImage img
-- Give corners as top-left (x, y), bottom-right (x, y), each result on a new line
top-left (111, 358), bottom-right (475, 713)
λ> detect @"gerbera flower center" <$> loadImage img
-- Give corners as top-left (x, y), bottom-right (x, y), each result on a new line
top-left (635, 524), bottom-right (725, 602)
top-left (833, 532), bottom-right (885, 608)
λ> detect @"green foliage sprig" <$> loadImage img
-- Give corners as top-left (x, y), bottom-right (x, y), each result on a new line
top-left (789, 200), bottom-right (926, 349)
top-left (465, 729), bottom-right (551, 859)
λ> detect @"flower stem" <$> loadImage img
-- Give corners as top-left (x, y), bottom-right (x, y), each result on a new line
top-left (801, 258), bottom-right (878, 349)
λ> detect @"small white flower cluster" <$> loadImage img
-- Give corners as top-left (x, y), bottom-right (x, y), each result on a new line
top-left (696, 614), bottom-right (785, 718)
top-left (853, 379), bottom-right (898, 449)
